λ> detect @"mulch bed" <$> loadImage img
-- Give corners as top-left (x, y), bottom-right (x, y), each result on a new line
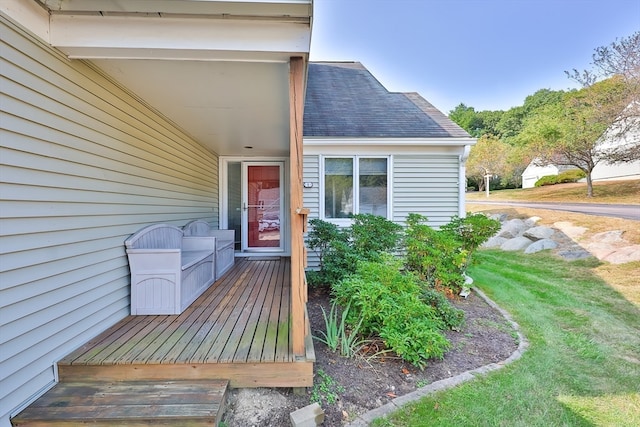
top-left (223, 285), bottom-right (518, 426)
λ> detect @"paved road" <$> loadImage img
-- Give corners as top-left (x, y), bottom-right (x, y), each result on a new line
top-left (468, 201), bottom-right (640, 221)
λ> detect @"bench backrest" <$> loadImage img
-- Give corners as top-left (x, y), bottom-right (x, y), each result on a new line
top-left (125, 224), bottom-right (183, 250)
top-left (183, 220), bottom-right (212, 237)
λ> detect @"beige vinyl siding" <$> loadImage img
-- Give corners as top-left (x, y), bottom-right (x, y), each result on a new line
top-left (393, 154), bottom-right (460, 227)
top-left (0, 16), bottom-right (218, 422)
top-left (302, 154), bottom-right (320, 269)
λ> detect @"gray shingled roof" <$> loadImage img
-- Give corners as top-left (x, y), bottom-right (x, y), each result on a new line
top-left (303, 62), bottom-right (470, 138)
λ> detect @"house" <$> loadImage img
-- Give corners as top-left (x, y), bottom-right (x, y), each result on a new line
top-left (302, 62), bottom-right (475, 267)
top-left (1, 1), bottom-right (312, 425)
top-left (590, 118), bottom-right (640, 181)
top-left (522, 114), bottom-right (640, 188)
top-left (521, 161), bottom-right (574, 189)
top-left (1, 3), bottom-right (474, 425)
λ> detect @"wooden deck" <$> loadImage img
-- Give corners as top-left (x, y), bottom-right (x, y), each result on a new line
top-left (57, 257), bottom-right (314, 388)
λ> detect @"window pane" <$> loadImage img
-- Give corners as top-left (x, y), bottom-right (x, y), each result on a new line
top-left (325, 158), bottom-right (353, 218)
top-left (359, 158), bottom-right (387, 216)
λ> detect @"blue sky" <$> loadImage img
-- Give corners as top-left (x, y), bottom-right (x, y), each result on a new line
top-left (309, 0), bottom-right (640, 114)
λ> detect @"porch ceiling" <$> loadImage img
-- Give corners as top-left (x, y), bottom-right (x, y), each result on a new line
top-left (93, 59), bottom-right (292, 156)
top-left (32, 0), bottom-right (313, 157)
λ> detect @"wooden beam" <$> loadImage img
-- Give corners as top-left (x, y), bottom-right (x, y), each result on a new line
top-left (289, 56), bottom-right (307, 357)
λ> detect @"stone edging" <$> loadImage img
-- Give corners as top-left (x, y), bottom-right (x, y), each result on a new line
top-left (345, 287), bottom-right (529, 427)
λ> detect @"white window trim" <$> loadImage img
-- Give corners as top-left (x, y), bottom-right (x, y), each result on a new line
top-left (320, 155), bottom-right (392, 225)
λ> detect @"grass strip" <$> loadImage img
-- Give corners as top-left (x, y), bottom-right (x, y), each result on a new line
top-left (374, 250), bottom-right (640, 427)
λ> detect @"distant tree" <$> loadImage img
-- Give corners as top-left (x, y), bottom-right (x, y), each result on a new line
top-left (449, 103), bottom-right (484, 137)
top-left (520, 77), bottom-right (631, 197)
top-left (503, 144), bottom-right (533, 188)
top-left (476, 109), bottom-right (504, 137)
top-left (565, 31), bottom-right (640, 162)
top-left (465, 135), bottom-right (511, 191)
top-left (495, 106), bottom-right (526, 143)
top-left (522, 89), bottom-right (566, 114)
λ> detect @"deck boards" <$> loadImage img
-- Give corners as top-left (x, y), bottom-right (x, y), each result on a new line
top-left (12, 380), bottom-right (228, 427)
top-left (59, 258), bottom-right (294, 367)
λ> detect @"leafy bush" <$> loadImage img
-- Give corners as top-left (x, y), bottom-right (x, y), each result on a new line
top-left (321, 239), bottom-right (365, 286)
top-left (422, 288), bottom-right (465, 330)
top-left (380, 315), bottom-right (451, 368)
top-left (440, 213), bottom-right (501, 270)
top-left (306, 214), bottom-right (403, 287)
top-left (306, 219), bottom-right (344, 269)
top-left (535, 169), bottom-right (586, 187)
top-left (349, 213), bottom-right (403, 256)
top-left (404, 213), bottom-right (500, 293)
top-left (332, 255), bottom-right (451, 368)
top-left (306, 219), bottom-right (347, 287)
top-left (535, 175), bottom-right (558, 187)
top-left (404, 214), bottom-right (467, 292)
top-left (557, 169), bottom-right (586, 183)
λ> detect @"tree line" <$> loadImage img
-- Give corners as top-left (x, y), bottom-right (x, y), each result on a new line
top-left (450, 31), bottom-right (639, 197)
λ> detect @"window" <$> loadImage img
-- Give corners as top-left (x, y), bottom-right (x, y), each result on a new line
top-left (323, 156), bottom-right (389, 220)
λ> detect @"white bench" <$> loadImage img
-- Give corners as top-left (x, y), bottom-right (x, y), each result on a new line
top-left (183, 220), bottom-right (235, 280)
top-left (125, 223), bottom-right (216, 315)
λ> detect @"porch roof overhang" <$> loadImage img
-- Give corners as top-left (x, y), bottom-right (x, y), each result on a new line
top-left (10, 0), bottom-right (313, 156)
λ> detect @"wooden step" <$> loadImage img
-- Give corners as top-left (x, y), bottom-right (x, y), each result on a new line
top-left (12, 379), bottom-right (228, 427)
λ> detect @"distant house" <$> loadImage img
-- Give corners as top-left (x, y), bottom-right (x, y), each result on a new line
top-left (302, 62), bottom-right (475, 267)
top-left (521, 161), bottom-right (575, 189)
top-left (591, 118), bottom-right (640, 181)
top-left (522, 110), bottom-right (640, 188)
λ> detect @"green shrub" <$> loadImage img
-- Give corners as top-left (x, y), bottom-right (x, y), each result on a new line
top-left (535, 175), bottom-right (558, 187)
top-left (557, 169), bottom-right (586, 183)
top-left (306, 219), bottom-right (344, 269)
top-left (307, 214), bottom-right (404, 287)
top-left (404, 214), bottom-right (467, 292)
top-left (404, 213), bottom-right (499, 294)
top-left (306, 219), bottom-right (347, 287)
top-left (440, 213), bottom-right (501, 270)
top-left (321, 239), bottom-right (365, 286)
top-left (380, 316), bottom-right (451, 368)
top-left (421, 288), bottom-right (465, 330)
top-left (349, 213), bottom-right (403, 256)
top-left (332, 255), bottom-right (451, 368)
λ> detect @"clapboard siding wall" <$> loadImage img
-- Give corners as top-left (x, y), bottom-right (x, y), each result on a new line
top-left (393, 154), bottom-right (460, 226)
top-left (302, 153), bottom-right (460, 270)
top-left (0, 16), bottom-right (218, 423)
top-left (302, 155), bottom-right (321, 269)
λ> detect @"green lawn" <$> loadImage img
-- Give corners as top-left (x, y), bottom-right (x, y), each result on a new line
top-left (374, 250), bottom-right (640, 426)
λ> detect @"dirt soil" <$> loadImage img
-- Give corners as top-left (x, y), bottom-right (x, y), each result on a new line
top-left (223, 286), bottom-right (518, 426)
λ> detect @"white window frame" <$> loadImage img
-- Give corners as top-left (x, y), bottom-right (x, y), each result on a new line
top-left (320, 155), bottom-right (391, 225)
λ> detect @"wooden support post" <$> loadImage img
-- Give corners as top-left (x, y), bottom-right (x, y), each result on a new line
top-left (289, 56), bottom-right (307, 357)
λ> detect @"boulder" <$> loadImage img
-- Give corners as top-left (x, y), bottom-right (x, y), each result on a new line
top-left (489, 213), bottom-right (508, 222)
top-left (523, 226), bottom-right (555, 241)
top-left (498, 219), bottom-right (527, 239)
top-left (591, 230), bottom-right (625, 243)
top-left (482, 236), bottom-right (508, 248)
top-left (500, 236), bottom-right (534, 251)
top-left (601, 245), bottom-right (640, 264)
top-left (524, 216), bottom-right (542, 227)
top-left (524, 238), bottom-right (558, 254)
